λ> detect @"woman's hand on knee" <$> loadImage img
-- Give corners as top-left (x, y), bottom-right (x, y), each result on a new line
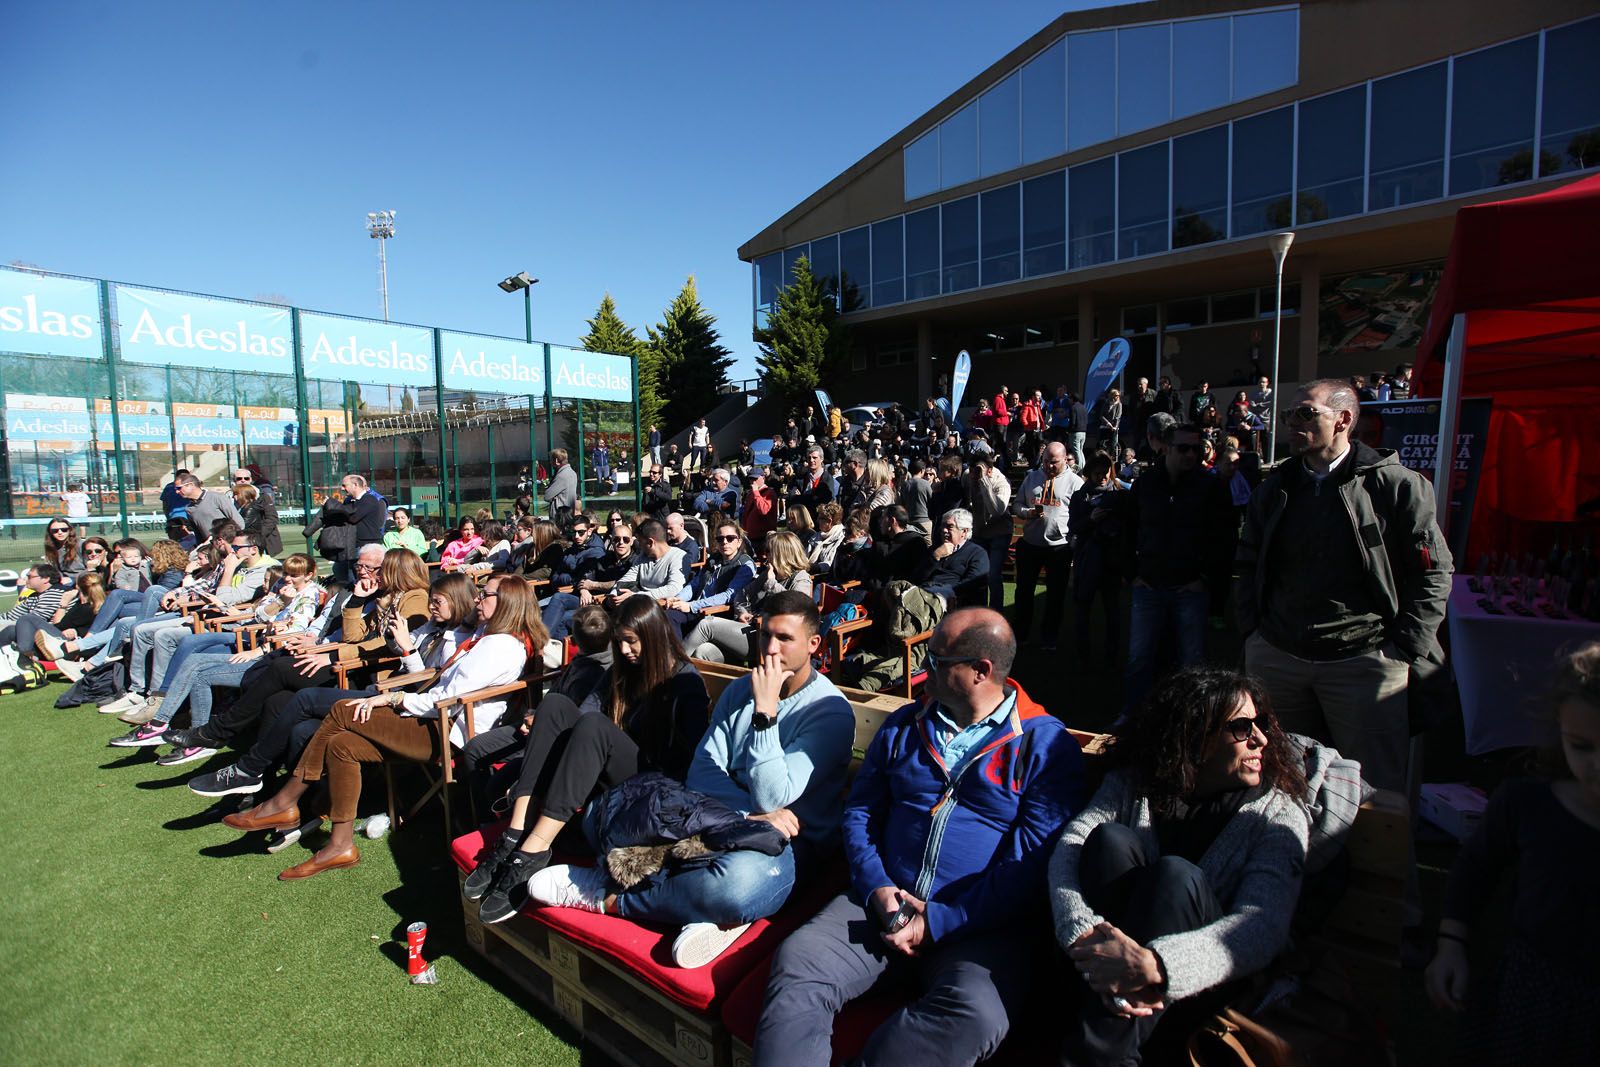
top-left (1068, 922), bottom-right (1164, 996)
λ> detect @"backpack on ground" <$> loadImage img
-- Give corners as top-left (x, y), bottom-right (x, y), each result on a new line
top-left (55, 659), bottom-right (127, 708)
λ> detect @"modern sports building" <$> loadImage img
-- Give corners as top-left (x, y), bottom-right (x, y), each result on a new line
top-left (739, 0), bottom-right (1599, 405)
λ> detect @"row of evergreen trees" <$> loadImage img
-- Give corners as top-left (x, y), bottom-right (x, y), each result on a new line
top-left (580, 258), bottom-right (851, 440)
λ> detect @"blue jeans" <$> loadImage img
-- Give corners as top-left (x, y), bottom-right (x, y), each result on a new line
top-left (155, 653), bottom-right (251, 729)
top-left (581, 805), bottom-right (797, 927)
top-left (1068, 431), bottom-right (1087, 470)
top-left (1123, 583), bottom-right (1209, 712)
top-left (542, 591), bottom-right (581, 640)
top-left (129, 617), bottom-right (187, 692)
top-left (90, 589), bottom-right (146, 633)
top-left (155, 630), bottom-right (235, 692)
top-left (978, 533), bottom-right (1010, 610)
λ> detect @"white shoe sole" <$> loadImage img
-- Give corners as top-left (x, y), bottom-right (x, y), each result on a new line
top-left (671, 922), bottom-right (752, 968)
top-left (156, 747), bottom-right (217, 767)
top-left (108, 732), bottom-right (168, 748)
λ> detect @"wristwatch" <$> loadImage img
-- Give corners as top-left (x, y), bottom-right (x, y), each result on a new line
top-left (751, 710), bottom-right (778, 731)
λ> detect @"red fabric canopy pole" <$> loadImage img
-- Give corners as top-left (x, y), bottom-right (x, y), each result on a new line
top-left (1413, 173), bottom-right (1600, 563)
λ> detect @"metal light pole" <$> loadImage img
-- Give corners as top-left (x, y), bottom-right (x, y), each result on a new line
top-left (497, 271), bottom-right (539, 342)
top-left (366, 210), bottom-right (397, 320)
top-left (1266, 231), bottom-right (1295, 465)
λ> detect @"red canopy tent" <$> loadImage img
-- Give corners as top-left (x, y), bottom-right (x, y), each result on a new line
top-left (1414, 172), bottom-right (1600, 563)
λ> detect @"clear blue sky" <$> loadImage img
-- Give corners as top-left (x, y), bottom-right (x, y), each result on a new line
top-left (1, 1), bottom-right (1116, 381)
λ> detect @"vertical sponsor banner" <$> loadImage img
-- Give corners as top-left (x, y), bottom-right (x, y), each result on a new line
top-left (1356, 398), bottom-right (1492, 553)
top-left (438, 330), bottom-right (544, 392)
top-left (298, 312), bottom-right (434, 389)
top-left (949, 350), bottom-right (972, 413)
top-left (0, 269), bottom-right (104, 360)
top-left (113, 286), bottom-right (293, 374)
top-left (814, 389), bottom-right (832, 416)
top-left (547, 345), bottom-right (633, 402)
top-left (751, 438), bottom-right (774, 468)
top-left (1083, 338), bottom-right (1131, 411)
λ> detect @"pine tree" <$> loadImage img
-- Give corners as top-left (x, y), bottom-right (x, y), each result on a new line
top-left (754, 257), bottom-right (849, 410)
top-left (647, 276), bottom-right (733, 435)
top-left (581, 293), bottom-right (661, 434)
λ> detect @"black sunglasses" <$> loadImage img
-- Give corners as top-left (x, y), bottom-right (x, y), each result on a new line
top-left (716, 534), bottom-right (741, 543)
top-left (1224, 715), bottom-right (1268, 743)
top-left (49, 526), bottom-right (70, 534)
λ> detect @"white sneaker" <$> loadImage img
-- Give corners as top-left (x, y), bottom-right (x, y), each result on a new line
top-left (526, 864), bottom-right (608, 913)
top-left (671, 922), bottom-right (752, 968)
top-left (99, 693), bottom-right (145, 715)
top-left (55, 659), bottom-right (87, 683)
top-left (35, 632), bottom-right (67, 662)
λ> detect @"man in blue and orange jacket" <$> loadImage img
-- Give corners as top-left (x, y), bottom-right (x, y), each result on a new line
top-left (753, 607), bottom-right (1087, 1067)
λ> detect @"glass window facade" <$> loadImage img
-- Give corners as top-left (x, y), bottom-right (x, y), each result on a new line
top-left (838, 226), bottom-right (871, 311)
top-left (782, 245), bottom-right (809, 285)
top-left (941, 196), bottom-right (979, 293)
top-left (1118, 143), bottom-right (1170, 259)
top-left (1067, 30), bottom-right (1117, 151)
top-left (1020, 39), bottom-right (1066, 164)
top-left (909, 8), bottom-right (1302, 196)
top-left (940, 102), bottom-right (979, 189)
top-left (1369, 63), bottom-right (1446, 209)
top-left (1173, 17), bottom-right (1232, 119)
top-left (1450, 36), bottom-right (1539, 194)
top-left (1069, 157), bottom-right (1116, 268)
top-left (761, 18), bottom-right (1597, 322)
top-left (904, 207), bottom-right (941, 301)
top-left (904, 129), bottom-right (939, 200)
top-left (1117, 24), bottom-right (1171, 137)
top-left (1232, 8), bottom-right (1300, 100)
top-left (1541, 17), bottom-right (1600, 177)
top-left (807, 234), bottom-right (839, 299)
top-left (1172, 125), bottom-right (1228, 248)
top-left (979, 73), bottom-right (1021, 178)
top-left (980, 185), bottom-right (1022, 287)
top-left (870, 217), bottom-right (904, 308)
top-left (1232, 106), bottom-right (1293, 235)
top-left (1297, 86), bottom-right (1366, 223)
top-left (1022, 170), bottom-right (1066, 277)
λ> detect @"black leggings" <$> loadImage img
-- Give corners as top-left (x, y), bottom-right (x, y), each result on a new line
top-left (210, 653), bottom-right (336, 742)
top-left (460, 724), bottom-right (527, 821)
top-left (1059, 822), bottom-right (1224, 1067)
top-left (512, 695), bottom-right (639, 823)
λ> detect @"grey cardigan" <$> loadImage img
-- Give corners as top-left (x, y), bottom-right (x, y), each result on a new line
top-left (1048, 768), bottom-right (1310, 1002)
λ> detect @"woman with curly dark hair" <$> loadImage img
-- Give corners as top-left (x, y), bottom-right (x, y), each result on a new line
top-left (1049, 667), bottom-right (1310, 1066)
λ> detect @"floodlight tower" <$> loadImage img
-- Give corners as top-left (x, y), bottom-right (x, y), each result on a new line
top-left (366, 210), bottom-right (397, 320)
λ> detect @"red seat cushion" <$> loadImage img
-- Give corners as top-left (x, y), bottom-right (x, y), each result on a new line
top-left (451, 828), bottom-right (840, 1014)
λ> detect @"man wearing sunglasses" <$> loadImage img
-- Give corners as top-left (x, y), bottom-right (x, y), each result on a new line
top-left (1235, 379), bottom-right (1452, 797)
top-left (1121, 422), bottom-right (1236, 711)
top-left (756, 607), bottom-right (1083, 1065)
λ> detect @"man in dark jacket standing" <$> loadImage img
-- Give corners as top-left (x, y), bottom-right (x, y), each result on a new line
top-left (323, 474), bottom-right (386, 585)
top-left (1120, 423), bottom-right (1236, 711)
top-left (1235, 379), bottom-right (1452, 795)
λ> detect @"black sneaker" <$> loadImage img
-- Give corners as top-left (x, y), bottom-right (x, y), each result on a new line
top-left (187, 764), bottom-right (263, 797)
top-left (478, 850), bottom-right (552, 925)
top-left (462, 832), bottom-right (522, 902)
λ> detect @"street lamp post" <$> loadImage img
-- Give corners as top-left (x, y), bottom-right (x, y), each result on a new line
top-left (1266, 231), bottom-right (1295, 465)
top-left (366, 210), bottom-right (397, 320)
top-left (497, 271), bottom-right (539, 342)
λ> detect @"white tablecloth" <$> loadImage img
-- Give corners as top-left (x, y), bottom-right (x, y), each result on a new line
top-left (1448, 575), bottom-right (1600, 754)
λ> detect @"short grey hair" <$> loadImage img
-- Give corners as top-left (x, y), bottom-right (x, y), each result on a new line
top-left (357, 542), bottom-right (386, 560)
top-left (845, 449), bottom-right (867, 468)
top-left (944, 507), bottom-right (974, 532)
top-left (1146, 412), bottom-right (1177, 438)
top-left (806, 445), bottom-right (824, 461)
top-left (1302, 378), bottom-right (1360, 415)
top-left (711, 467), bottom-right (731, 484)
top-left (175, 472), bottom-right (201, 489)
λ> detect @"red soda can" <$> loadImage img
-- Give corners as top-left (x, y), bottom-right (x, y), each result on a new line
top-left (406, 921), bottom-right (428, 976)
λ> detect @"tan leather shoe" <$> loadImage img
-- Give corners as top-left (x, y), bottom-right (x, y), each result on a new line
top-left (222, 803), bottom-right (300, 832)
top-left (278, 846), bottom-right (360, 881)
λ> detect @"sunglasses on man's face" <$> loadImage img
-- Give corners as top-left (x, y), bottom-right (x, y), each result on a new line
top-left (1281, 405), bottom-right (1331, 425)
top-left (233, 476), bottom-right (251, 482)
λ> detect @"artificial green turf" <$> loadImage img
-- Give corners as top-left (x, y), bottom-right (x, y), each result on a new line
top-left (0, 684), bottom-right (587, 1067)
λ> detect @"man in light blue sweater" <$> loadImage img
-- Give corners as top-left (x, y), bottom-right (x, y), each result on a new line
top-left (529, 590), bottom-right (855, 969)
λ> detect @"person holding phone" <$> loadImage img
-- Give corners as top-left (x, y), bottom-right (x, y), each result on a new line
top-left (753, 607), bottom-right (1085, 1067)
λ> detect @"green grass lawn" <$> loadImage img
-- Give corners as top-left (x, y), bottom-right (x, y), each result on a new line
top-left (0, 684), bottom-right (588, 1067)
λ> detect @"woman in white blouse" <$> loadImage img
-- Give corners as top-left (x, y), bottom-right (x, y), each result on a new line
top-left (224, 574), bottom-right (546, 880)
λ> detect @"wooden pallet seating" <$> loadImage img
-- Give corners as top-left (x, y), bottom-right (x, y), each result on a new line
top-left (454, 660), bottom-right (1406, 1066)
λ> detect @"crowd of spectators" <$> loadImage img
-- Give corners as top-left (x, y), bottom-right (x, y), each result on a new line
top-left (12, 356), bottom-right (1579, 1067)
